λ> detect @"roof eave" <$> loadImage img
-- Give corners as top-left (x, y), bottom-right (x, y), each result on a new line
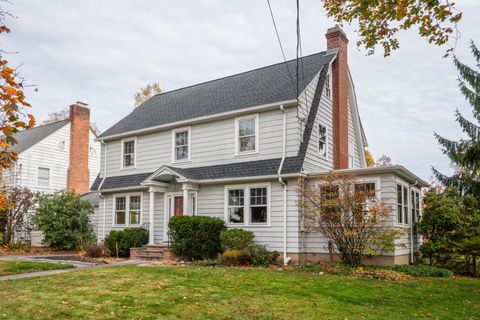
top-left (97, 99), bottom-right (297, 141)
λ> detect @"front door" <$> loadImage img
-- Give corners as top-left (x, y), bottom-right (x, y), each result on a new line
top-left (174, 196), bottom-right (184, 216)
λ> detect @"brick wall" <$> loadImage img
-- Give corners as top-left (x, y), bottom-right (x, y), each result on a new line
top-left (66, 103), bottom-right (90, 194)
top-left (326, 26), bottom-right (349, 170)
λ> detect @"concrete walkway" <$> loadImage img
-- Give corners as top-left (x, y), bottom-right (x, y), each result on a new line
top-left (0, 259), bottom-right (144, 281)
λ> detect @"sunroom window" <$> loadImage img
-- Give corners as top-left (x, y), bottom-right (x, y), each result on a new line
top-left (397, 184), bottom-right (409, 224)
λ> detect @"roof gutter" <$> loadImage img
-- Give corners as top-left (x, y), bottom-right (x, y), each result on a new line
top-left (97, 99), bottom-right (297, 141)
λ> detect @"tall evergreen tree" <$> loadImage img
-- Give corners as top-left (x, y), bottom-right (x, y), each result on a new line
top-left (433, 42), bottom-right (480, 196)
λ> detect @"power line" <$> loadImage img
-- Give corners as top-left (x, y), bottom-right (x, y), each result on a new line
top-left (296, 0), bottom-right (309, 112)
top-left (266, 0), bottom-right (295, 93)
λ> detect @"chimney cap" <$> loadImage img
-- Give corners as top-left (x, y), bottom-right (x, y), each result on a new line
top-left (75, 101), bottom-right (88, 107)
top-left (326, 26), bottom-right (349, 43)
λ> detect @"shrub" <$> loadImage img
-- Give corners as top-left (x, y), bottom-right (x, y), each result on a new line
top-left (247, 244), bottom-right (279, 266)
top-left (104, 228), bottom-right (148, 258)
top-left (84, 243), bottom-right (103, 258)
top-left (33, 191), bottom-right (95, 250)
top-left (168, 216), bottom-right (226, 260)
top-left (219, 249), bottom-right (250, 266)
top-left (393, 264), bottom-right (453, 277)
top-left (220, 229), bottom-right (255, 251)
top-left (353, 267), bottom-right (413, 281)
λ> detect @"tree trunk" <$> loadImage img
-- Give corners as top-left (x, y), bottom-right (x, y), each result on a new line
top-left (473, 255), bottom-right (477, 276)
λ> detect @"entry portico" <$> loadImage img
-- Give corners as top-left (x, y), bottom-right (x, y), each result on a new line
top-left (142, 166), bottom-right (199, 245)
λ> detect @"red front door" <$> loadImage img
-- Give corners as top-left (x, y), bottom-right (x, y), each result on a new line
top-left (174, 196), bottom-right (184, 216)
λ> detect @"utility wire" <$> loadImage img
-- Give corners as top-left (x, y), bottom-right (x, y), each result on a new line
top-left (297, 0), bottom-right (309, 113)
top-left (266, 0), bottom-right (296, 94)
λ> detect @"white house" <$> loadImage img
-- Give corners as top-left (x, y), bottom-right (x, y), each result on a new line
top-left (3, 103), bottom-right (101, 195)
top-left (91, 27), bottom-right (428, 265)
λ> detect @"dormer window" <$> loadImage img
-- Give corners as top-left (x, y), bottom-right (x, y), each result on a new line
top-left (122, 138), bottom-right (136, 169)
top-left (172, 127), bottom-right (191, 162)
top-left (235, 114), bottom-right (259, 155)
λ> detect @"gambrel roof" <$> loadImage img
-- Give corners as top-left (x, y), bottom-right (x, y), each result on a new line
top-left (98, 51), bottom-right (336, 139)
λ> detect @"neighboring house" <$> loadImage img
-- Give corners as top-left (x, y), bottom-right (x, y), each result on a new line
top-left (91, 27), bottom-right (428, 265)
top-left (3, 103), bottom-right (101, 195)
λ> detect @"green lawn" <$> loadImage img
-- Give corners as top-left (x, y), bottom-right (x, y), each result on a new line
top-left (0, 259), bottom-right (73, 276)
top-left (0, 265), bottom-right (478, 320)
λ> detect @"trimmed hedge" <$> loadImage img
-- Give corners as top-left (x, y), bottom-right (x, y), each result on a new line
top-left (104, 228), bottom-right (148, 258)
top-left (168, 216), bottom-right (226, 260)
top-left (393, 265), bottom-right (454, 277)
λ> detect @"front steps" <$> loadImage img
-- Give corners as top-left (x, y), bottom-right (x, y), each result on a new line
top-left (130, 244), bottom-right (174, 262)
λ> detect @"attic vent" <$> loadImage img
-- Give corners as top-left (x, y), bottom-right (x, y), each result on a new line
top-left (57, 141), bottom-right (66, 151)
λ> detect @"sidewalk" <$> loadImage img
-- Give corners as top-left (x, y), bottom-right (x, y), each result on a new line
top-left (0, 259), bottom-right (144, 281)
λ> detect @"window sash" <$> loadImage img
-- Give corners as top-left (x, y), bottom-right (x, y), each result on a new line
top-left (37, 167), bottom-right (50, 187)
top-left (237, 117), bottom-right (257, 153)
top-left (174, 130), bottom-right (190, 161)
top-left (397, 184), bottom-right (410, 224)
top-left (123, 140), bottom-right (135, 167)
top-left (227, 186), bottom-right (268, 225)
top-left (115, 195), bottom-right (141, 226)
top-left (318, 124), bottom-right (327, 157)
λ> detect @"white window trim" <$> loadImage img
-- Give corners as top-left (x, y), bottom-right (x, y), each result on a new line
top-left (353, 177), bottom-right (382, 202)
top-left (395, 180), bottom-right (410, 226)
top-left (411, 188), bottom-right (421, 224)
top-left (112, 193), bottom-right (143, 227)
top-left (234, 114), bottom-right (260, 156)
top-left (317, 123), bottom-right (328, 159)
top-left (189, 191), bottom-right (197, 216)
top-left (37, 167), bottom-right (50, 188)
top-left (120, 137), bottom-right (137, 170)
top-left (224, 182), bottom-right (271, 227)
top-left (171, 126), bottom-right (191, 163)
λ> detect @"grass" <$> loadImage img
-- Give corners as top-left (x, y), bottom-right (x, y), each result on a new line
top-left (0, 259), bottom-right (74, 276)
top-left (0, 266), bottom-right (478, 319)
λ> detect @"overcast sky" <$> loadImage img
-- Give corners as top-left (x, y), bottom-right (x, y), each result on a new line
top-left (3, 0), bottom-right (480, 180)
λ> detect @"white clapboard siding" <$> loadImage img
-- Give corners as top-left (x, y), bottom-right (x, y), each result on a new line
top-left (100, 107), bottom-right (301, 178)
top-left (94, 178), bottom-right (302, 253)
top-left (88, 129), bottom-right (101, 186)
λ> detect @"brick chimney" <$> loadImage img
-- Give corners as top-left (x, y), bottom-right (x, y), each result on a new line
top-left (326, 26), bottom-right (349, 169)
top-left (66, 102), bottom-right (90, 194)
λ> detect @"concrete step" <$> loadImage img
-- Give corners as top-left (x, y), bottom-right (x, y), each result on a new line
top-left (136, 254), bottom-right (164, 261)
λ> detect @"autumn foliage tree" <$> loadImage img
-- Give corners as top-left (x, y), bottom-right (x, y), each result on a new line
top-left (323, 0), bottom-right (462, 56)
top-left (0, 187), bottom-right (37, 244)
top-left (134, 82), bottom-right (162, 107)
top-left (299, 172), bottom-right (401, 265)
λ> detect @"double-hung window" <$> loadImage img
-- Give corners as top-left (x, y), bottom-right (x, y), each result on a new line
top-left (397, 184), bottom-right (409, 224)
top-left (236, 115), bottom-right (258, 154)
top-left (115, 195), bottom-right (141, 226)
top-left (122, 139), bottom-right (136, 168)
top-left (325, 72), bottom-right (331, 98)
top-left (37, 167), bottom-right (50, 187)
top-left (226, 185), bottom-right (269, 225)
top-left (173, 127), bottom-right (190, 162)
top-left (318, 124), bottom-right (327, 158)
top-left (411, 190), bottom-right (420, 224)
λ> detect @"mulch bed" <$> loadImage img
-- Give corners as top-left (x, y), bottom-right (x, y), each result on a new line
top-left (0, 246), bottom-right (76, 256)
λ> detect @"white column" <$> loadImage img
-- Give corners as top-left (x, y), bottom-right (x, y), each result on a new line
top-left (149, 189), bottom-right (155, 244)
top-left (183, 187), bottom-right (190, 216)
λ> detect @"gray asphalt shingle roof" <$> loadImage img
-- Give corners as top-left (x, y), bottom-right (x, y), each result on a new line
top-left (8, 120), bottom-right (70, 153)
top-left (99, 51), bottom-right (334, 138)
top-left (91, 51), bottom-right (334, 191)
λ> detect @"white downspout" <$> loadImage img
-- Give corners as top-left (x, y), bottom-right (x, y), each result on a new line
top-left (278, 105), bottom-right (291, 266)
top-left (410, 179), bottom-right (419, 264)
top-left (99, 140), bottom-right (107, 241)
